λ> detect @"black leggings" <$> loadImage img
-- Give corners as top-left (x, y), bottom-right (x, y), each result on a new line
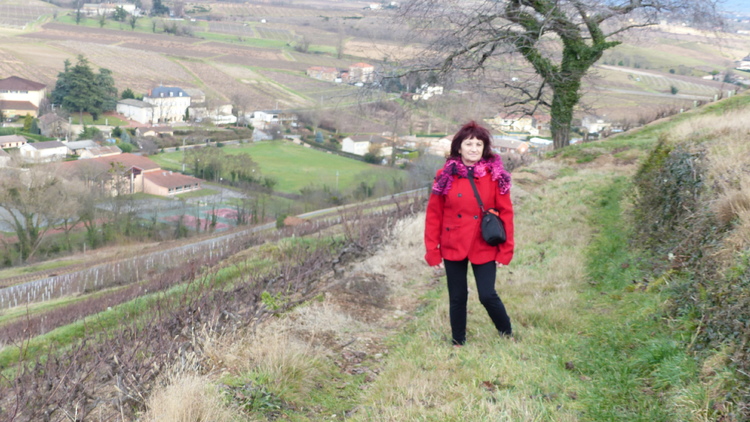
top-left (444, 258), bottom-right (511, 345)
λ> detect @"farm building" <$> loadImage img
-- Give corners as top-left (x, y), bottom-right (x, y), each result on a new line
top-left (0, 134), bottom-right (28, 149)
top-left (143, 86), bottom-right (191, 124)
top-left (117, 99), bottom-right (155, 125)
top-left (0, 76), bottom-right (46, 118)
top-left (19, 140), bottom-right (68, 162)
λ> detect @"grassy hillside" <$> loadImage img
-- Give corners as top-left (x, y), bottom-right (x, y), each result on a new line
top-left (134, 94), bottom-right (750, 421)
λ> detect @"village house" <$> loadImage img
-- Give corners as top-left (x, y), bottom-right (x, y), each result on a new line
top-left (143, 86), bottom-right (191, 124)
top-left (492, 136), bottom-right (530, 154)
top-left (0, 134), bottom-right (28, 149)
top-left (306, 66), bottom-right (340, 83)
top-left (38, 113), bottom-right (70, 138)
top-left (348, 63), bottom-right (375, 84)
top-left (58, 153), bottom-right (201, 197)
top-left (341, 134), bottom-right (392, 157)
top-left (116, 99), bottom-right (154, 125)
top-left (0, 76), bottom-right (46, 118)
top-left (19, 140), bottom-right (68, 163)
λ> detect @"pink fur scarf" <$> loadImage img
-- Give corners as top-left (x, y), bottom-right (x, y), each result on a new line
top-left (431, 156), bottom-right (511, 195)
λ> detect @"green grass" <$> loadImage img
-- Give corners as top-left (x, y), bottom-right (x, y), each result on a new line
top-left (69, 113), bottom-right (129, 127)
top-left (150, 141), bottom-right (405, 194)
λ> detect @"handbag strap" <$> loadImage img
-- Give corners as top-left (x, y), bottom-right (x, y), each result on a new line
top-left (466, 169), bottom-right (486, 213)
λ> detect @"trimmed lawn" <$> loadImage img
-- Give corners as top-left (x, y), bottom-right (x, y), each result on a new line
top-left (150, 141), bottom-right (406, 194)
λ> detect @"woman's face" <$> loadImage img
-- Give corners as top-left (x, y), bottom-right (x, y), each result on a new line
top-left (459, 137), bottom-right (484, 166)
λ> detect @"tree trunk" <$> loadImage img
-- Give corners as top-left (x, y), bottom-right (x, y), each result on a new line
top-left (550, 78), bottom-right (581, 150)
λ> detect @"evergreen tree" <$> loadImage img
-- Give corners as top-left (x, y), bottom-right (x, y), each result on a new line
top-left (151, 0), bottom-right (170, 16)
top-left (121, 88), bottom-right (136, 99)
top-left (23, 114), bottom-right (33, 132)
top-left (51, 55), bottom-right (118, 122)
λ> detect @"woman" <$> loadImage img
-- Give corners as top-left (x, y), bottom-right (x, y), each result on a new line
top-left (424, 121), bottom-right (514, 346)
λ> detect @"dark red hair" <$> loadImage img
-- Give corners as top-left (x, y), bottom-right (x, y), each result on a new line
top-left (449, 121), bottom-right (495, 160)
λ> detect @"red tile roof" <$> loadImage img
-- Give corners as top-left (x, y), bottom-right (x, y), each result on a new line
top-left (144, 171), bottom-right (202, 189)
top-left (0, 76), bottom-right (46, 92)
top-left (0, 100), bottom-right (38, 111)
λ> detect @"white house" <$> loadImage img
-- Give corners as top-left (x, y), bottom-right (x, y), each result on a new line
top-left (341, 134), bottom-right (392, 157)
top-left (143, 86), bottom-right (191, 124)
top-left (249, 110), bottom-right (298, 129)
top-left (117, 99), bottom-right (155, 125)
top-left (19, 141), bottom-right (68, 162)
top-left (0, 76), bottom-right (46, 118)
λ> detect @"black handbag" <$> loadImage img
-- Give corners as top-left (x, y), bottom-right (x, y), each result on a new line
top-left (468, 171), bottom-right (506, 246)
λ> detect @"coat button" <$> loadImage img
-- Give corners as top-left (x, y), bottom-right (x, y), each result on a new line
top-left (457, 193), bottom-right (462, 197)
top-left (474, 215), bottom-right (478, 219)
top-left (446, 227), bottom-right (450, 231)
top-left (457, 214), bottom-right (462, 218)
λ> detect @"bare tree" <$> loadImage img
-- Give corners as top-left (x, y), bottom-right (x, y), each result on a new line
top-left (0, 167), bottom-right (70, 262)
top-left (397, 0), bottom-right (722, 149)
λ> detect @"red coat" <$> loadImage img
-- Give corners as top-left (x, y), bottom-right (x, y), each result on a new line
top-left (424, 169), bottom-right (514, 266)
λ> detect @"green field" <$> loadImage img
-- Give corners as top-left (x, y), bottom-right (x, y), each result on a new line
top-left (150, 141), bottom-right (406, 194)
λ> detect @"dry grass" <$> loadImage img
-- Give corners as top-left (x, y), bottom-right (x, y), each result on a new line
top-left (143, 374), bottom-right (238, 422)
top-left (666, 110), bottom-right (750, 267)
